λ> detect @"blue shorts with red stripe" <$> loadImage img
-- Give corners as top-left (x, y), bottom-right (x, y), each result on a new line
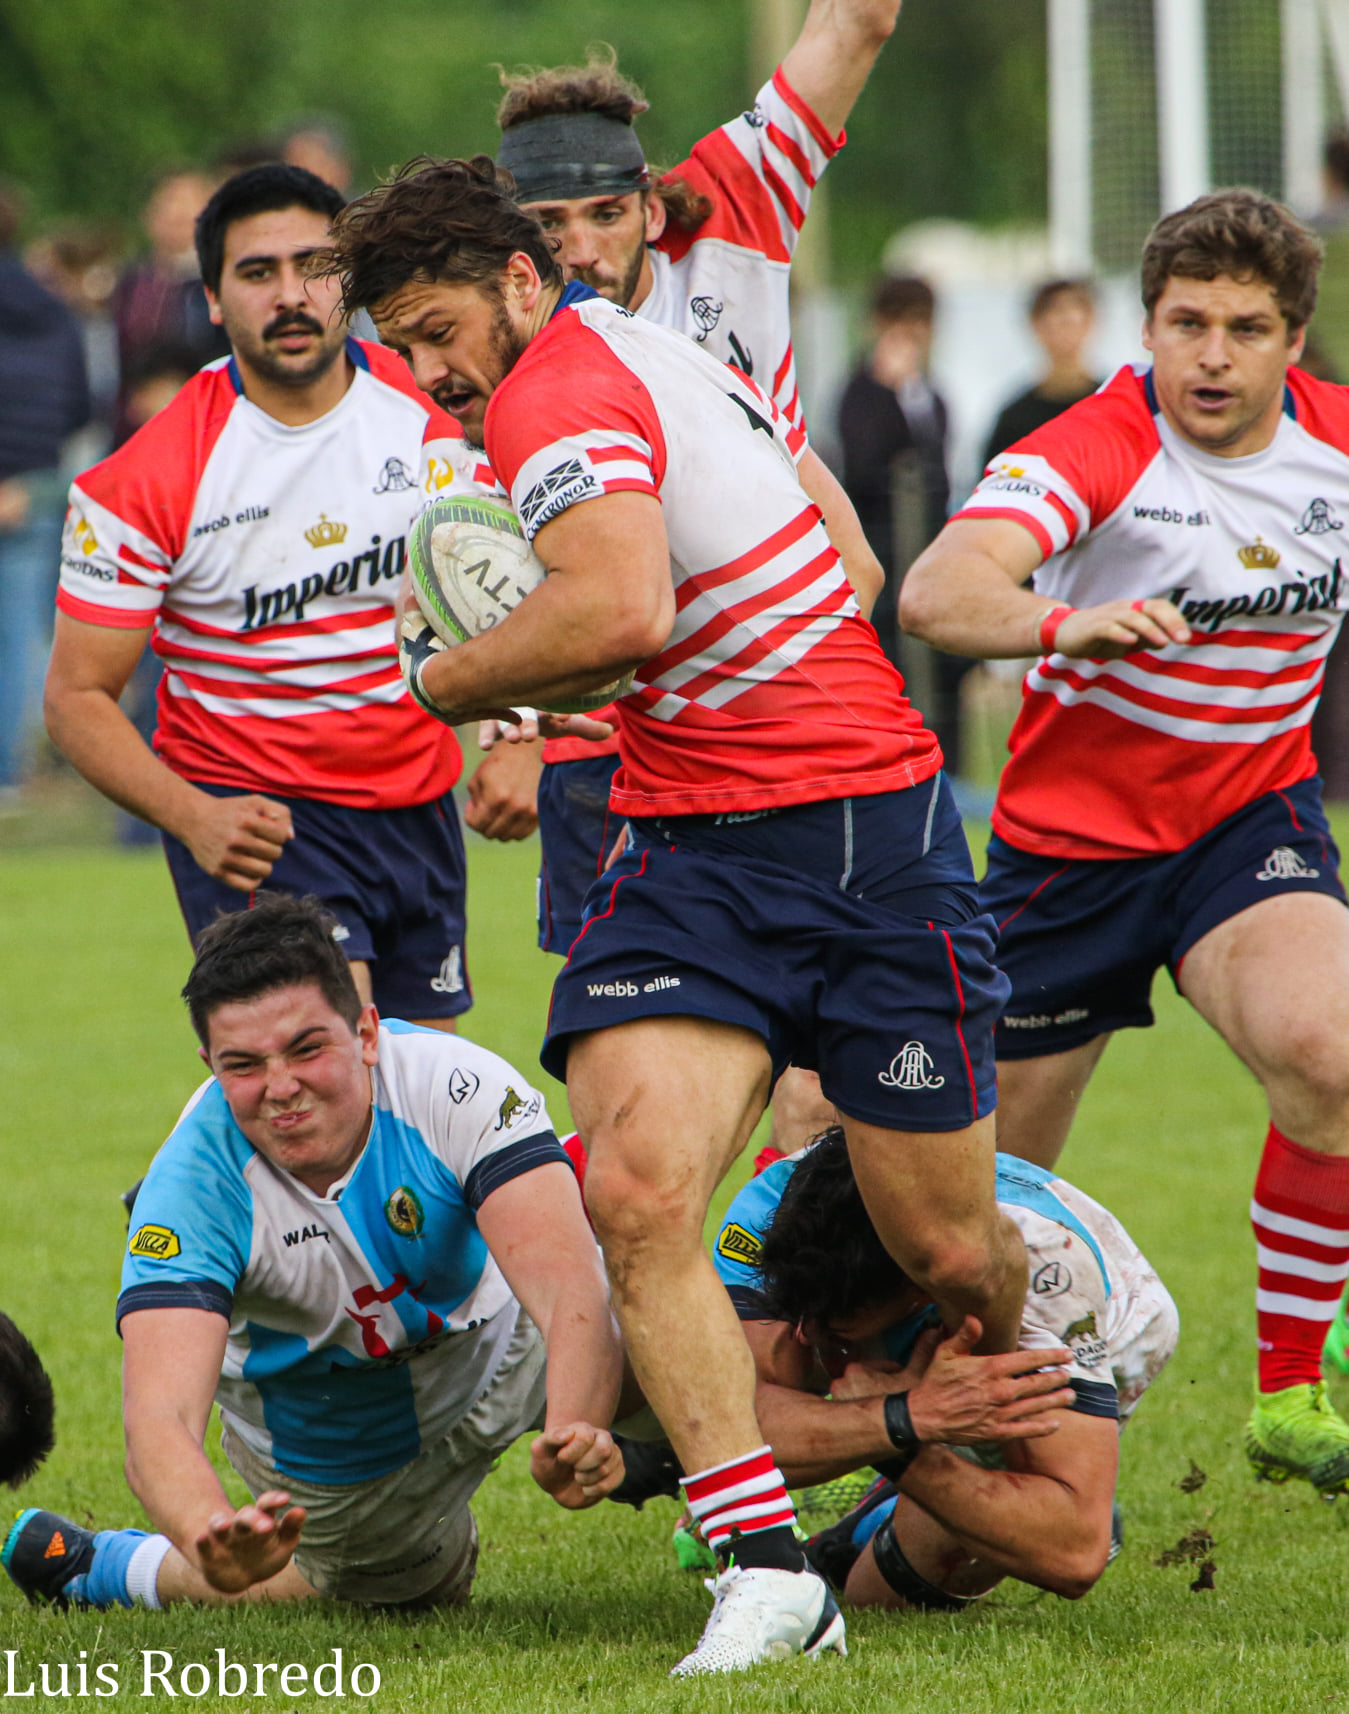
top-left (983, 775), bottom-right (1346, 1060)
top-left (536, 753), bottom-right (623, 954)
top-left (540, 773), bottom-right (1009, 1133)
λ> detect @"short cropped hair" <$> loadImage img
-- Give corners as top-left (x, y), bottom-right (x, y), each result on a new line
top-left (0, 1313), bottom-right (55, 1489)
top-left (182, 892), bottom-right (362, 1046)
top-left (195, 163), bottom-right (345, 293)
top-left (872, 274), bottom-right (936, 326)
top-left (1141, 188), bottom-right (1324, 331)
top-left (1030, 276), bottom-right (1095, 321)
top-left (325, 155), bottom-right (563, 316)
top-left (757, 1129), bottom-right (911, 1327)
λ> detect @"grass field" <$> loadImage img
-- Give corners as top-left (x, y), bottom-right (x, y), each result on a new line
top-left (4, 831), bottom-right (1349, 1712)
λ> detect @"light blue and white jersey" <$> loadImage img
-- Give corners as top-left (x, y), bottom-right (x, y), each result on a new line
top-left (118, 1022), bottom-right (568, 1484)
top-left (713, 1151), bottom-right (1178, 1422)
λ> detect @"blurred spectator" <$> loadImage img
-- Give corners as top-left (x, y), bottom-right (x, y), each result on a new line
top-left (26, 221), bottom-right (124, 465)
top-left (838, 275), bottom-right (970, 767)
top-left (282, 118), bottom-right (353, 195)
top-left (0, 181), bottom-right (90, 796)
top-left (983, 278), bottom-right (1100, 464)
top-left (112, 168), bottom-right (227, 443)
top-left (213, 140), bottom-right (284, 177)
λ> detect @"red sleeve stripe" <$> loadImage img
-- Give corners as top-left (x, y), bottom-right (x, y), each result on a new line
top-left (117, 546), bottom-right (168, 575)
top-left (761, 161), bottom-right (806, 232)
top-left (1045, 490), bottom-right (1080, 544)
top-left (772, 347), bottom-right (793, 396)
top-left (772, 66), bottom-right (845, 157)
top-left (56, 589), bottom-right (156, 628)
top-left (950, 506), bottom-right (1055, 558)
top-left (588, 444), bottom-right (651, 465)
top-left (765, 121), bottom-right (817, 189)
top-left (598, 477), bottom-right (660, 501)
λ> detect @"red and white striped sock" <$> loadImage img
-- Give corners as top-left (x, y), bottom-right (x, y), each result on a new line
top-left (682, 1447), bottom-right (796, 1557)
top-left (1251, 1124), bottom-right (1349, 1393)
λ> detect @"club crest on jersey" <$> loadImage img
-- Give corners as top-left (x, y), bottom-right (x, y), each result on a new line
top-left (304, 513), bottom-right (348, 549)
top-left (1296, 498), bottom-right (1344, 537)
top-left (1237, 537), bottom-right (1280, 571)
top-left (449, 1066), bottom-right (479, 1105)
top-left (495, 1087), bottom-right (528, 1131)
top-left (1256, 846), bottom-right (1320, 881)
top-left (716, 1222), bottom-right (762, 1266)
top-left (373, 457), bottom-right (415, 494)
top-left (72, 514), bottom-right (99, 555)
top-left (690, 296), bottom-right (723, 341)
top-left (129, 1224), bottom-right (181, 1260)
top-left (878, 1042), bottom-right (945, 1091)
top-left (384, 1186), bottom-right (424, 1238)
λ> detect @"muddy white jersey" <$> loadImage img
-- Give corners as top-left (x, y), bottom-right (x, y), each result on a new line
top-left (954, 364), bottom-right (1349, 857)
top-left (59, 341), bottom-right (479, 810)
top-left (486, 289), bottom-right (938, 817)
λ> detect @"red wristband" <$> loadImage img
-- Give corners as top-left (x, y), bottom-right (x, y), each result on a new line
top-left (1037, 605), bottom-right (1075, 654)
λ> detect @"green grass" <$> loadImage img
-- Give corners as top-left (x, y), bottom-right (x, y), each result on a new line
top-left (4, 834), bottom-right (1349, 1711)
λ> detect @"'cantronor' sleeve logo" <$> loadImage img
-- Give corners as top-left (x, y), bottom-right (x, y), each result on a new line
top-left (128, 1224), bottom-right (181, 1260)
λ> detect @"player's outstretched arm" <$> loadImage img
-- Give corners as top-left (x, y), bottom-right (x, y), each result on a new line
top-left (780, 0), bottom-right (905, 135)
top-left (416, 492), bottom-right (674, 724)
top-left (45, 613), bottom-right (293, 889)
top-left (477, 1161), bottom-right (625, 1509)
top-left (121, 1308), bottom-right (306, 1594)
top-left (899, 517), bottom-right (1192, 661)
top-left (798, 448), bottom-right (885, 619)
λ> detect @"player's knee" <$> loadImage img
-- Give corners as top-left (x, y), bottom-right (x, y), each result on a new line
top-left (582, 1154), bottom-right (703, 1255)
top-left (1269, 1028), bottom-right (1349, 1118)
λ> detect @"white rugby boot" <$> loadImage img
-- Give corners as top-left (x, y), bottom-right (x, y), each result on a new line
top-left (670, 1563), bottom-right (847, 1677)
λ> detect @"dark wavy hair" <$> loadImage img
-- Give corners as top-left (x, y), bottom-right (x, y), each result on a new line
top-left (757, 1129), bottom-right (911, 1327)
top-left (182, 891), bottom-right (361, 1046)
top-left (0, 1313), bottom-right (55, 1489)
top-left (323, 155), bottom-right (562, 316)
top-left (1141, 188), bottom-right (1324, 331)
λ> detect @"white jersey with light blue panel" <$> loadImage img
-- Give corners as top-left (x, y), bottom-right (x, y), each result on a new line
top-left (713, 1151), bottom-right (1178, 1422)
top-left (117, 1022), bottom-right (568, 1484)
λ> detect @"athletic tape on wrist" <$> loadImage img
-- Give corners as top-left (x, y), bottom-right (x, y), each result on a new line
top-left (1037, 604), bottom-right (1075, 655)
top-left (873, 1391), bottom-right (921, 1482)
top-left (871, 1516), bottom-right (975, 1611)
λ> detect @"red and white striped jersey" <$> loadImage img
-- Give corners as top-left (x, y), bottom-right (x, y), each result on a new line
top-left (59, 341), bottom-right (475, 810)
top-left (953, 364), bottom-right (1349, 859)
top-left (485, 296), bottom-right (939, 817)
top-left (643, 68), bottom-right (842, 433)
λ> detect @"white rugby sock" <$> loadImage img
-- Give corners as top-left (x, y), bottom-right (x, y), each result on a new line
top-left (125, 1533), bottom-right (173, 1609)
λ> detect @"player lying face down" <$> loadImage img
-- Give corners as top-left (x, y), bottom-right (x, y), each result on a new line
top-left (713, 1131), bottom-right (1177, 1609)
top-left (3, 894), bottom-right (625, 1613)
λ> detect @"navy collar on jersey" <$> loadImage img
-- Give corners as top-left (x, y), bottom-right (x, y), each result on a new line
top-left (1141, 365), bottom-right (1297, 422)
top-left (225, 334), bottom-right (368, 396)
top-left (550, 280), bottom-right (602, 320)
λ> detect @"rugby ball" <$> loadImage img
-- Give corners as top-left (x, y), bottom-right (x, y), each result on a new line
top-left (407, 494), bottom-right (633, 714)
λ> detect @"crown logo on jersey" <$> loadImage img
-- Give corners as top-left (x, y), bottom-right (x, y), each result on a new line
top-left (1238, 537), bottom-right (1280, 570)
top-left (304, 513), bottom-right (348, 549)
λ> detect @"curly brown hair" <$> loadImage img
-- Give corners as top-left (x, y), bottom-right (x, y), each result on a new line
top-left (322, 155), bottom-right (563, 315)
top-left (1141, 188), bottom-right (1324, 331)
top-left (495, 47), bottom-right (711, 234)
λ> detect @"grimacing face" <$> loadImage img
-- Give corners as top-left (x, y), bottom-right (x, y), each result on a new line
top-left (1143, 272), bottom-right (1305, 458)
top-left (203, 981), bottom-right (379, 1194)
top-left (206, 205), bottom-right (348, 393)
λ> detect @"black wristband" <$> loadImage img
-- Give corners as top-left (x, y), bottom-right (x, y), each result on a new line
top-left (883, 1390), bottom-right (919, 1451)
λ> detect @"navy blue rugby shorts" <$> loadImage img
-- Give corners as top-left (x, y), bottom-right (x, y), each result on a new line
top-left (163, 782), bottom-right (471, 1020)
top-left (541, 772), bottom-right (1010, 1133)
top-left (983, 775), bottom-right (1346, 1060)
top-left (536, 752), bottom-right (623, 955)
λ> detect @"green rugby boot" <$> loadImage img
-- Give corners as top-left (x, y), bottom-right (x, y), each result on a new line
top-left (1245, 1381), bottom-right (1349, 1495)
top-left (1323, 1292), bottom-right (1349, 1376)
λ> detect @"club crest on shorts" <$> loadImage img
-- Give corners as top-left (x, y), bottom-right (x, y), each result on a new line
top-left (384, 1186), bottom-right (424, 1238)
top-left (878, 1041), bottom-right (945, 1091)
top-left (1256, 846), bottom-right (1319, 882)
top-left (430, 946), bottom-right (464, 993)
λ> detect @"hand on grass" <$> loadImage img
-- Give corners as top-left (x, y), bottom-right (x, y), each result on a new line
top-left (194, 1490), bottom-right (305, 1593)
top-left (530, 1423), bottom-right (625, 1509)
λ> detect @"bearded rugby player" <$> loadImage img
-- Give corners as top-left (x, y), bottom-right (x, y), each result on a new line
top-left (901, 189), bottom-right (1349, 1494)
top-left (476, 3), bottom-right (901, 1164)
top-left (325, 154), bottom-right (1028, 1675)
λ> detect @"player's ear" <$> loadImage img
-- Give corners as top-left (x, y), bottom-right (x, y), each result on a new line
top-left (357, 1004), bottom-right (380, 1065)
top-left (1287, 320), bottom-right (1307, 363)
top-left (642, 191), bottom-right (667, 244)
top-left (1140, 315), bottom-right (1154, 354)
top-left (204, 286), bottom-right (224, 329)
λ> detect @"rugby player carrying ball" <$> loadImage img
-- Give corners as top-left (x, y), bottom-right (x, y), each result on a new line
top-left (324, 157), bottom-right (1027, 1675)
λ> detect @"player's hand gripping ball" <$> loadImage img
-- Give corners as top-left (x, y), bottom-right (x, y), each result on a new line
top-left (407, 494), bottom-right (634, 714)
